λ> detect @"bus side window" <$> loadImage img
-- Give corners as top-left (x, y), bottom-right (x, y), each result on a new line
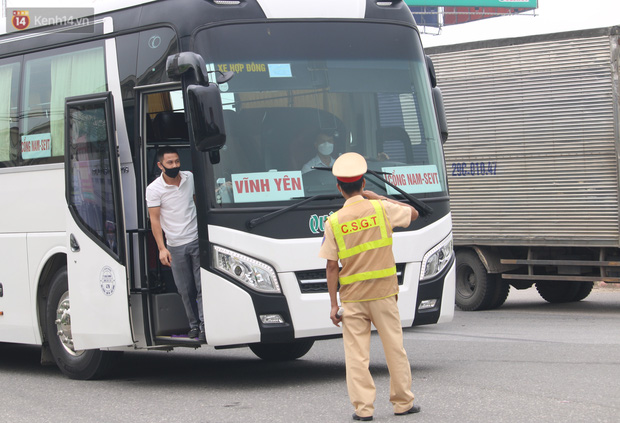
top-left (22, 42), bottom-right (105, 165)
top-left (0, 61), bottom-right (20, 167)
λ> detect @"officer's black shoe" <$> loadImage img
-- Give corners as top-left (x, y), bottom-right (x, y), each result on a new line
top-left (352, 413), bottom-right (373, 421)
top-left (187, 327), bottom-right (200, 339)
top-left (394, 404), bottom-right (421, 415)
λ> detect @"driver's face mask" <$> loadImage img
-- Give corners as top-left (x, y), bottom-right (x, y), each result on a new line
top-left (318, 141), bottom-right (334, 156)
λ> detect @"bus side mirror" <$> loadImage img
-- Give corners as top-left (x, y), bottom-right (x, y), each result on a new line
top-left (187, 84), bottom-right (226, 159)
top-left (167, 52), bottom-right (209, 85)
top-left (432, 86), bottom-right (449, 144)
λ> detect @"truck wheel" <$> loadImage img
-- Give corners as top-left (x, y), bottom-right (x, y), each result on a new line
top-left (572, 282), bottom-right (594, 302)
top-left (46, 267), bottom-right (121, 380)
top-left (535, 281), bottom-right (580, 303)
top-left (249, 339), bottom-right (315, 361)
top-left (488, 280), bottom-right (510, 310)
top-left (455, 250), bottom-right (496, 311)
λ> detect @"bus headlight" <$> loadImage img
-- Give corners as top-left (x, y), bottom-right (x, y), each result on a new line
top-left (419, 234), bottom-right (453, 281)
top-left (212, 246), bottom-right (281, 293)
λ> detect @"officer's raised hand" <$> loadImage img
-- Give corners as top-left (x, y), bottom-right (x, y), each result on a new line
top-left (363, 190), bottom-right (385, 201)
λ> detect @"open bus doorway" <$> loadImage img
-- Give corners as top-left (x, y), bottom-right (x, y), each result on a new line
top-left (140, 88), bottom-right (198, 345)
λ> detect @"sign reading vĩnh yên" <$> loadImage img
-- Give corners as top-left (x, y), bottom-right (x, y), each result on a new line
top-left (404, 0), bottom-right (537, 7)
top-left (231, 171), bottom-right (304, 203)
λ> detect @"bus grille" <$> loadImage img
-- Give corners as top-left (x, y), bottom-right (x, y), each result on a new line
top-left (295, 264), bottom-right (405, 294)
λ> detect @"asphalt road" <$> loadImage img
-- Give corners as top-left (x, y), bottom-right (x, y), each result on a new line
top-left (1, 286), bottom-right (619, 423)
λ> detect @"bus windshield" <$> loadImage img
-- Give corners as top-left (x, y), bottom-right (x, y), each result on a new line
top-left (194, 21), bottom-right (447, 207)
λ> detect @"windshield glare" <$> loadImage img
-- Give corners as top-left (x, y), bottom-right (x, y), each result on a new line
top-left (196, 23), bottom-right (448, 206)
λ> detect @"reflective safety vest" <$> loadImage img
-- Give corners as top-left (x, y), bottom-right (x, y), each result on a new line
top-left (329, 199), bottom-right (397, 285)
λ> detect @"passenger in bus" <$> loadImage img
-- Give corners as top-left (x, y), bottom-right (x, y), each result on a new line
top-left (301, 130), bottom-right (336, 173)
top-left (145, 146), bottom-right (205, 342)
top-left (320, 152), bottom-right (420, 421)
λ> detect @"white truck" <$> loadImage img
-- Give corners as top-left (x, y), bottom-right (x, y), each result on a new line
top-left (426, 24), bottom-right (620, 310)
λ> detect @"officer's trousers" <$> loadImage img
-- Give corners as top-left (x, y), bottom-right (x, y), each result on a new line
top-left (342, 295), bottom-right (414, 418)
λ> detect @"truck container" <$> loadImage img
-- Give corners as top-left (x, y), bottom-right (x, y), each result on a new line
top-left (426, 25), bottom-right (620, 310)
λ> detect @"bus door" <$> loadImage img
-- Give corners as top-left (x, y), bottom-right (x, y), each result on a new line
top-left (64, 92), bottom-right (133, 350)
top-left (138, 87), bottom-right (195, 341)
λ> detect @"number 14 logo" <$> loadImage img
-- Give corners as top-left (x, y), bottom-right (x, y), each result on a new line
top-left (12, 10), bottom-right (31, 31)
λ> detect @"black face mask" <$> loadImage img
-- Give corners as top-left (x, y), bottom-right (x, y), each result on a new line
top-left (162, 165), bottom-right (180, 178)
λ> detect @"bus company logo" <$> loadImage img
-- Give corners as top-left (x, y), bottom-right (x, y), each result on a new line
top-left (99, 266), bottom-right (116, 296)
top-left (148, 35), bottom-right (162, 49)
top-left (309, 212), bottom-right (333, 234)
top-left (12, 11), bottom-right (30, 31)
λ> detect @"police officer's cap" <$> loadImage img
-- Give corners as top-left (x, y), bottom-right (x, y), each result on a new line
top-left (332, 152), bottom-right (367, 183)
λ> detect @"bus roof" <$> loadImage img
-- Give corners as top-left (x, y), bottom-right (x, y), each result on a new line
top-left (1, 0), bottom-right (382, 36)
top-left (420, 0), bottom-right (620, 48)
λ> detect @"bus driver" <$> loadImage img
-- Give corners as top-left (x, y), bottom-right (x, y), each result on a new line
top-left (301, 130), bottom-right (336, 174)
top-left (146, 147), bottom-right (205, 342)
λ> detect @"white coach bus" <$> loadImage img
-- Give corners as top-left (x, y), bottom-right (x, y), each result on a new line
top-left (0, 0), bottom-right (454, 379)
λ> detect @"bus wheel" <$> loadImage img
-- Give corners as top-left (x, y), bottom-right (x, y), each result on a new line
top-left (45, 267), bottom-right (121, 380)
top-left (535, 281), bottom-right (580, 303)
top-left (249, 339), bottom-right (315, 361)
top-left (455, 250), bottom-right (495, 311)
top-left (572, 282), bottom-right (594, 302)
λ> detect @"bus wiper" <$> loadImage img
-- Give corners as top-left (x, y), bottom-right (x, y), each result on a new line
top-left (312, 167), bottom-right (433, 216)
top-left (247, 194), bottom-right (342, 229)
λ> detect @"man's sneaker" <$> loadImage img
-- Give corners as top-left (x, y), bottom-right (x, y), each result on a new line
top-left (187, 327), bottom-right (200, 339)
top-left (199, 331), bottom-right (206, 343)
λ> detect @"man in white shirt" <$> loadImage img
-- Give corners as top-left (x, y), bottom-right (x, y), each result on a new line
top-left (146, 147), bottom-right (204, 342)
top-left (301, 130), bottom-right (336, 174)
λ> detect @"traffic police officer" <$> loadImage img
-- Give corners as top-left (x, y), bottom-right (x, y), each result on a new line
top-left (319, 152), bottom-right (421, 421)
